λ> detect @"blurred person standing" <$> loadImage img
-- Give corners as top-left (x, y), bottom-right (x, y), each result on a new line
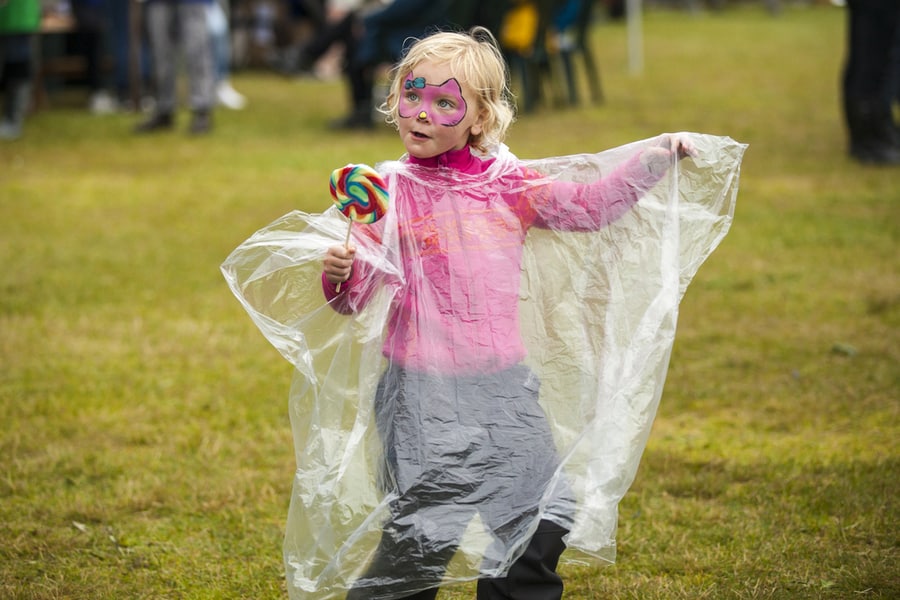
top-left (287, 0), bottom-right (373, 79)
top-left (71, 0), bottom-right (117, 114)
top-left (841, 0), bottom-right (900, 164)
top-left (0, 0), bottom-right (40, 140)
top-left (108, 0), bottom-right (131, 107)
top-left (135, 0), bottom-right (216, 135)
top-left (277, 0), bottom-right (325, 73)
top-left (209, 0), bottom-right (247, 109)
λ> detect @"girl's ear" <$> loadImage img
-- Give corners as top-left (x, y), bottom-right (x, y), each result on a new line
top-left (470, 108), bottom-right (486, 137)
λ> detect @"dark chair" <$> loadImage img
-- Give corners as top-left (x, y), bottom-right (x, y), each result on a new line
top-left (501, 0), bottom-right (603, 113)
top-left (555, 0), bottom-right (603, 106)
top-left (500, 0), bottom-right (554, 113)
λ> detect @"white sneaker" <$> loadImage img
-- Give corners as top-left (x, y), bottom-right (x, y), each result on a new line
top-left (216, 81), bottom-right (247, 110)
top-left (89, 90), bottom-right (117, 115)
top-left (0, 120), bottom-right (22, 140)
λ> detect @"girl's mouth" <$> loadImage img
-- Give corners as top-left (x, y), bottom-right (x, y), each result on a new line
top-left (412, 131), bottom-right (430, 140)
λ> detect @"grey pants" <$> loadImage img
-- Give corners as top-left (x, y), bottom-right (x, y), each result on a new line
top-left (349, 364), bottom-right (574, 598)
top-left (144, 2), bottom-right (214, 113)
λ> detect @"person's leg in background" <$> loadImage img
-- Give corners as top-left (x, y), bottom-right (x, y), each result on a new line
top-left (107, 0), bottom-right (132, 107)
top-left (842, 0), bottom-right (900, 164)
top-left (888, 20), bottom-right (900, 145)
top-left (72, 0), bottom-right (116, 113)
top-left (209, 0), bottom-right (246, 110)
top-left (333, 57), bottom-right (374, 129)
top-left (135, 1), bottom-right (177, 132)
top-left (0, 34), bottom-right (35, 141)
top-left (179, 2), bottom-right (216, 133)
top-left (329, 12), bottom-right (375, 130)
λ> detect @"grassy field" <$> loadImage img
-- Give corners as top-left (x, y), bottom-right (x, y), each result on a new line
top-left (1, 4), bottom-right (897, 599)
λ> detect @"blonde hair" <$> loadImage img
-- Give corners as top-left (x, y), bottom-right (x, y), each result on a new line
top-left (381, 27), bottom-right (516, 153)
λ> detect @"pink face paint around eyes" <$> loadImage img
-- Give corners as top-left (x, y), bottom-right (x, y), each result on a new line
top-left (399, 74), bottom-right (468, 127)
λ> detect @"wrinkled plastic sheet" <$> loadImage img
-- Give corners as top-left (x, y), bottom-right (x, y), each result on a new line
top-left (221, 133), bottom-right (747, 599)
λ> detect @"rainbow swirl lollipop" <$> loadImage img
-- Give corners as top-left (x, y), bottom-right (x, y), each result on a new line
top-left (328, 164), bottom-right (389, 291)
top-left (329, 164), bottom-right (389, 224)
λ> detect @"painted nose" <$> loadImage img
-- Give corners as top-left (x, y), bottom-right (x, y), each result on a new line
top-left (417, 111), bottom-right (428, 121)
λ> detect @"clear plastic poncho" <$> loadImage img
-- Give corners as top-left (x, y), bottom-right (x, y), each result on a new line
top-left (221, 133), bottom-right (747, 599)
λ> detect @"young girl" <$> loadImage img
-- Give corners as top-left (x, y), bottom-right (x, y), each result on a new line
top-left (222, 26), bottom-right (745, 600)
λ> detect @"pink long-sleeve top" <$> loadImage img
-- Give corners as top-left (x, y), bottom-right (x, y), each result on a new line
top-left (324, 145), bottom-right (665, 376)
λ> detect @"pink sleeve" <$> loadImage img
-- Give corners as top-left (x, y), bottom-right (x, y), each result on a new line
top-left (321, 256), bottom-right (375, 315)
top-left (529, 151), bottom-right (667, 232)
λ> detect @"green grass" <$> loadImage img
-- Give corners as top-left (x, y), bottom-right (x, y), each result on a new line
top-left (2, 4), bottom-right (898, 599)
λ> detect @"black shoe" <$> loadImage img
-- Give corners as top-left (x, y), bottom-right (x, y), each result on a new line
top-left (188, 111), bottom-right (212, 135)
top-left (850, 141), bottom-right (900, 165)
top-left (845, 100), bottom-right (900, 165)
top-left (134, 112), bottom-right (173, 134)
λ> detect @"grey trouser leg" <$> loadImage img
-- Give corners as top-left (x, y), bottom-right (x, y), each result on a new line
top-left (145, 2), bottom-right (214, 114)
top-left (177, 3), bottom-right (214, 112)
top-left (145, 2), bottom-right (177, 114)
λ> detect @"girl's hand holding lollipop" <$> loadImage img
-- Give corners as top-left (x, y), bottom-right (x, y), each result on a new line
top-left (328, 164), bottom-right (389, 291)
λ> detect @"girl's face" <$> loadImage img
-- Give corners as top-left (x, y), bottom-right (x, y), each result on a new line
top-left (397, 60), bottom-right (484, 159)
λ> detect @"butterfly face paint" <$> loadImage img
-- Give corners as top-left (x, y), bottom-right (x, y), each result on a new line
top-left (399, 74), bottom-right (468, 127)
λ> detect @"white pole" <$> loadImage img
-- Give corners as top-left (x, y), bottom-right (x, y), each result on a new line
top-left (626, 0), bottom-right (644, 75)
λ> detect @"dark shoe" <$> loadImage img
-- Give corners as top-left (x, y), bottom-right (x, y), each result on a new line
top-left (292, 49), bottom-right (316, 77)
top-left (850, 141), bottom-right (900, 165)
top-left (188, 111), bottom-right (212, 135)
top-left (846, 99), bottom-right (900, 165)
top-left (134, 112), bottom-right (173, 134)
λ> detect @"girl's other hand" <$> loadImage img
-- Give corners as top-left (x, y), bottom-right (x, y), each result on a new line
top-left (663, 134), bottom-right (697, 160)
top-left (642, 134), bottom-right (697, 175)
top-left (324, 245), bottom-right (356, 285)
